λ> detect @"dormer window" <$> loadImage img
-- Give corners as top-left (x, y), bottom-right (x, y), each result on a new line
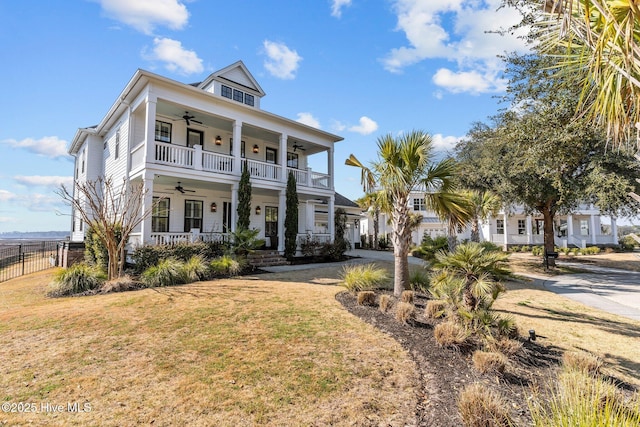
top-left (221, 84), bottom-right (255, 107)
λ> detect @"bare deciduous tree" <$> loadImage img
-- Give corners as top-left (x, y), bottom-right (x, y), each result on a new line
top-left (57, 177), bottom-right (160, 280)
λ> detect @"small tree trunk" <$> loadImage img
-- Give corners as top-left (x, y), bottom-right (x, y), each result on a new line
top-left (393, 248), bottom-right (409, 297)
top-left (470, 218), bottom-right (480, 243)
top-left (542, 206), bottom-right (556, 268)
top-left (373, 210), bottom-right (380, 250)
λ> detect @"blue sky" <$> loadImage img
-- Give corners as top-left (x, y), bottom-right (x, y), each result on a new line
top-left (0, 0), bottom-right (534, 232)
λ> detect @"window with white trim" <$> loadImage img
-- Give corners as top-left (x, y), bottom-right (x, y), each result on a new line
top-left (518, 219), bottom-right (526, 235)
top-left (155, 120), bottom-right (172, 143)
top-left (413, 198), bottom-right (426, 211)
top-left (152, 197), bottom-right (170, 232)
top-left (496, 219), bottom-right (504, 235)
top-left (115, 129), bottom-right (120, 159)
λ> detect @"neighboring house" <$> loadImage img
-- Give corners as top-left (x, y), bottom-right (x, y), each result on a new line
top-left (68, 61), bottom-right (346, 253)
top-left (359, 191), bottom-right (618, 248)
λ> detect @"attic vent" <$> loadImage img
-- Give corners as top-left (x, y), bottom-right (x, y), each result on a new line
top-left (221, 84), bottom-right (254, 107)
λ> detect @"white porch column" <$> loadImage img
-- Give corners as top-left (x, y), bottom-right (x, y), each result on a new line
top-left (328, 147), bottom-right (335, 190)
top-left (611, 216), bottom-right (618, 244)
top-left (278, 190), bottom-right (286, 252)
top-left (230, 183), bottom-right (239, 232)
top-left (328, 196), bottom-right (335, 242)
top-left (140, 171), bottom-right (154, 244)
top-left (502, 213), bottom-right (508, 248)
top-left (526, 215), bottom-right (532, 245)
top-left (143, 94), bottom-right (157, 164)
top-left (590, 214), bottom-right (597, 245)
top-left (305, 201), bottom-right (314, 233)
top-left (232, 121), bottom-right (242, 176)
top-left (567, 214), bottom-right (574, 240)
top-left (279, 134), bottom-right (288, 183)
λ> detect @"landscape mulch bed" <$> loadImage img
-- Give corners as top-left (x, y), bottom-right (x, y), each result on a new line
top-left (336, 290), bottom-right (563, 427)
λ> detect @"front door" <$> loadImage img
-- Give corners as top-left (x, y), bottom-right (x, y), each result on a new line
top-left (265, 206), bottom-right (278, 248)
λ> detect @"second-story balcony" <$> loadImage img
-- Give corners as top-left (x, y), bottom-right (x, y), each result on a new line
top-left (134, 141), bottom-right (331, 189)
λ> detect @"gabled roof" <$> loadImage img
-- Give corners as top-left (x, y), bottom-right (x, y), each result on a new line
top-left (197, 60), bottom-right (266, 96)
top-left (335, 192), bottom-right (359, 208)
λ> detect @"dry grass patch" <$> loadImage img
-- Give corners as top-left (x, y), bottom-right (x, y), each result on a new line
top-left (434, 321), bottom-right (469, 349)
top-left (395, 302), bottom-right (416, 324)
top-left (562, 351), bottom-right (603, 376)
top-left (0, 269), bottom-right (418, 426)
top-left (488, 338), bottom-right (523, 357)
top-left (472, 350), bottom-right (508, 375)
top-left (458, 383), bottom-right (512, 427)
top-left (357, 290), bottom-right (376, 306)
top-left (424, 299), bottom-right (447, 319)
top-left (401, 290), bottom-right (414, 303)
top-left (379, 294), bottom-right (392, 312)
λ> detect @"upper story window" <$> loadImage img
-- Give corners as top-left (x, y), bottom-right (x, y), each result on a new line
top-left (496, 219), bottom-right (505, 235)
top-left (155, 120), bottom-right (172, 143)
top-left (287, 152), bottom-right (298, 169)
top-left (221, 84), bottom-right (255, 106)
top-left (413, 198), bottom-right (426, 211)
top-left (115, 129), bottom-right (120, 159)
top-left (81, 149), bottom-right (85, 173)
top-left (221, 85), bottom-right (232, 99)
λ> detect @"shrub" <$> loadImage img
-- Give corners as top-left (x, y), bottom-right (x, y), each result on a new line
top-left (210, 255), bottom-right (243, 277)
top-left (320, 240), bottom-right (350, 262)
top-left (562, 351), bottom-right (603, 376)
top-left (47, 263), bottom-right (106, 297)
top-left (424, 300), bottom-right (447, 319)
top-left (434, 321), bottom-right (469, 349)
top-left (488, 338), bottom-right (523, 357)
top-left (379, 294), bottom-right (392, 312)
top-left (479, 241), bottom-right (502, 253)
top-left (357, 291), bottom-right (376, 306)
top-left (182, 255), bottom-right (210, 282)
top-left (472, 350), bottom-right (508, 375)
top-left (458, 383), bottom-right (512, 427)
top-left (140, 258), bottom-right (186, 288)
top-left (100, 275), bottom-right (142, 293)
top-left (409, 269), bottom-right (430, 293)
top-left (412, 235), bottom-right (448, 261)
top-left (395, 302), bottom-right (415, 324)
top-left (528, 369), bottom-right (640, 427)
top-left (300, 235), bottom-right (323, 257)
top-left (130, 245), bottom-right (165, 274)
top-left (401, 290), bottom-right (414, 304)
top-left (340, 263), bottom-right (390, 292)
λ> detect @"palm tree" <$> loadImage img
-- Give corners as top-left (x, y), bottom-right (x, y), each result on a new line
top-left (430, 190), bottom-right (475, 252)
top-left (468, 190), bottom-right (501, 243)
top-left (346, 130), bottom-right (458, 296)
top-left (432, 242), bottom-right (510, 311)
top-left (536, 0), bottom-right (640, 147)
top-left (355, 191), bottom-right (383, 249)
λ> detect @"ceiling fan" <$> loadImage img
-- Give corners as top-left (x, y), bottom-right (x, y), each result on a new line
top-left (172, 182), bottom-right (196, 194)
top-left (179, 111), bottom-right (202, 126)
top-left (292, 143), bottom-right (306, 152)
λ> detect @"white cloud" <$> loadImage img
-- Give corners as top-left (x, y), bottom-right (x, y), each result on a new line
top-left (296, 113), bottom-right (321, 129)
top-left (98, 0), bottom-right (189, 35)
top-left (263, 40), bottom-right (302, 80)
top-left (144, 37), bottom-right (204, 75)
top-left (14, 175), bottom-right (74, 189)
top-left (24, 194), bottom-right (65, 212)
top-left (348, 116), bottom-right (378, 135)
top-left (1, 136), bottom-right (69, 159)
top-left (432, 67), bottom-right (506, 94)
top-left (382, 0), bottom-right (529, 94)
top-left (331, 120), bottom-right (347, 132)
top-left (431, 133), bottom-right (461, 151)
top-left (0, 190), bottom-right (16, 202)
top-left (331, 0), bottom-right (352, 18)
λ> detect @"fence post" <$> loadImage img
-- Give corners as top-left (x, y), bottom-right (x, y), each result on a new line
top-left (20, 244), bottom-right (25, 276)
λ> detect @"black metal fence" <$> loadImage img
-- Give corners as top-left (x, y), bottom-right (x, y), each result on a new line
top-left (0, 241), bottom-right (60, 283)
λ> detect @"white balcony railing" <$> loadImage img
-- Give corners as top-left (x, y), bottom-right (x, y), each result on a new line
top-left (202, 151), bottom-right (234, 174)
top-left (246, 159), bottom-right (280, 181)
top-left (155, 142), bottom-right (194, 168)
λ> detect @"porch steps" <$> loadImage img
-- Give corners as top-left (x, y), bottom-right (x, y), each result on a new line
top-left (247, 250), bottom-right (289, 267)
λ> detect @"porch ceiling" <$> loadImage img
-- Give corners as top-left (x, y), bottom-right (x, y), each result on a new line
top-left (152, 175), bottom-right (231, 195)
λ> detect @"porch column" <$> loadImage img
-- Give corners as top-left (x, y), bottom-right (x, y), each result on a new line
top-left (590, 214), bottom-right (597, 245)
top-left (143, 93), bottom-right (157, 164)
top-left (305, 201), bottom-right (314, 233)
top-left (279, 134), bottom-right (288, 183)
top-left (328, 147), bottom-right (335, 190)
top-left (140, 171), bottom-right (154, 244)
top-left (230, 183), bottom-right (239, 232)
top-left (232, 121), bottom-right (242, 176)
top-left (278, 190), bottom-right (286, 253)
top-left (328, 195), bottom-right (335, 242)
top-left (526, 215), bottom-right (532, 245)
top-left (567, 214), bottom-right (574, 240)
top-left (611, 216), bottom-right (618, 244)
top-left (502, 213), bottom-right (508, 248)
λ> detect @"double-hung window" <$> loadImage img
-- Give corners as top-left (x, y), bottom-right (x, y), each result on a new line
top-left (155, 120), bottom-right (172, 143)
top-left (184, 200), bottom-right (203, 232)
top-left (413, 198), bottom-right (426, 211)
top-left (287, 152), bottom-right (298, 169)
top-left (152, 197), bottom-right (170, 232)
top-left (496, 219), bottom-right (505, 235)
top-left (517, 219), bottom-right (526, 235)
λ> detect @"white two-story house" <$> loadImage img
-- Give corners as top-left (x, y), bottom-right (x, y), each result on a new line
top-left (68, 61), bottom-right (345, 252)
top-left (360, 190), bottom-right (618, 249)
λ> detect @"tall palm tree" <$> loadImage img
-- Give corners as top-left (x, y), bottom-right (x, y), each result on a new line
top-left (468, 190), bottom-right (501, 243)
top-left (536, 0), bottom-right (640, 147)
top-left (346, 130), bottom-right (458, 296)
